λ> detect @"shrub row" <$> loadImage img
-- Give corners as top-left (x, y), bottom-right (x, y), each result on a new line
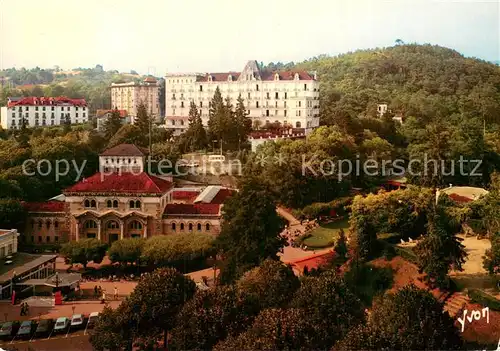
top-left (468, 289), bottom-right (500, 311)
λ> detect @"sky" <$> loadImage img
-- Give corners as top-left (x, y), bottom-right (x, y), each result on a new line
top-left (0, 0), bottom-right (499, 75)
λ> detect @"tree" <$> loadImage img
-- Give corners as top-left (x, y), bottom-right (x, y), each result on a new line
top-left (60, 238), bottom-right (108, 269)
top-left (215, 175), bottom-right (286, 284)
top-left (336, 285), bottom-right (463, 351)
top-left (183, 101), bottom-right (208, 152)
top-left (134, 102), bottom-right (151, 145)
top-left (63, 113), bottom-right (72, 133)
top-left (483, 232), bottom-right (500, 275)
top-left (215, 308), bottom-right (316, 351)
top-left (89, 303), bottom-right (135, 351)
top-left (236, 259), bottom-right (300, 309)
top-left (350, 214), bottom-right (378, 261)
top-left (108, 238), bottom-right (145, 266)
top-left (127, 268), bottom-right (196, 348)
top-left (108, 125), bottom-right (144, 148)
top-left (207, 87), bottom-right (227, 151)
top-left (170, 286), bottom-right (260, 350)
top-left (414, 204), bottom-right (467, 288)
top-left (291, 270), bottom-right (365, 349)
top-left (234, 94), bottom-right (252, 151)
top-left (0, 199), bottom-right (26, 230)
top-left (102, 109), bottom-right (123, 139)
top-left (334, 228), bottom-right (348, 263)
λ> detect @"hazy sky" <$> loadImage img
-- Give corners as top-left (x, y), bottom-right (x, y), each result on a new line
top-left (0, 0), bottom-right (498, 75)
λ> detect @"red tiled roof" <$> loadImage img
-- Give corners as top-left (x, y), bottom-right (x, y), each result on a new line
top-left (100, 144), bottom-right (148, 156)
top-left (261, 70), bottom-right (314, 81)
top-left (7, 96), bottom-right (87, 107)
top-left (287, 251), bottom-right (334, 273)
top-left (448, 193), bottom-right (473, 203)
top-left (210, 188), bottom-right (235, 204)
top-left (96, 109), bottom-right (128, 118)
top-left (144, 77), bottom-right (157, 83)
top-left (64, 172), bottom-right (173, 194)
top-left (164, 203), bottom-right (220, 216)
top-left (172, 190), bottom-right (200, 202)
top-left (22, 201), bottom-right (65, 213)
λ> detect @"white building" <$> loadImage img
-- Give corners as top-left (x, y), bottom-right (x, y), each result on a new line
top-left (0, 96), bottom-right (88, 130)
top-left (110, 77), bottom-right (160, 122)
top-left (0, 229), bottom-right (18, 258)
top-left (165, 60), bottom-right (320, 135)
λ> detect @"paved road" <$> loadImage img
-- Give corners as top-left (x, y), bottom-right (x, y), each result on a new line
top-left (0, 330), bottom-right (92, 351)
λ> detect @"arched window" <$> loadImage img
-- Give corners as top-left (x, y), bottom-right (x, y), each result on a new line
top-left (129, 200), bottom-right (135, 209)
top-left (188, 223), bottom-right (193, 231)
top-left (38, 220), bottom-right (42, 228)
top-left (171, 223), bottom-right (176, 231)
top-left (205, 223), bottom-right (210, 231)
top-left (135, 200), bottom-right (141, 209)
top-left (54, 221), bottom-right (59, 228)
top-left (294, 73), bottom-right (299, 80)
top-left (197, 223), bottom-right (202, 231)
top-left (129, 220), bottom-right (143, 230)
top-left (295, 121), bottom-right (301, 128)
top-left (180, 223), bottom-right (185, 231)
top-left (85, 220), bottom-right (98, 229)
top-left (107, 221), bottom-right (119, 229)
top-left (90, 200), bottom-right (96, 208)
top-left (107, 200), bottom-right (112, 208)
top-left (274, 73), bottom-right (280, 81)
top-left (84, 200), bottom-right (90, 208)
top-left (113, 200), bottom-right (118, 208)
top-left (46, 220), bottom-right (51, 229)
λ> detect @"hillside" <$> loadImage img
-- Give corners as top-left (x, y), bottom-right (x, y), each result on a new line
top-left (295, 44), bottom-right (500, 126)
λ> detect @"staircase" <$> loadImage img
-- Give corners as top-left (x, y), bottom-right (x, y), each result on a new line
top-left (443, 292), bottom-right (469, 318)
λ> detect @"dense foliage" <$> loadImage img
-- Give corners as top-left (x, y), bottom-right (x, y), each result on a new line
top-left (60, 238), bottom-right (108, 268)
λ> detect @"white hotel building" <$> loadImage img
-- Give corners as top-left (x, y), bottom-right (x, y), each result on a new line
top-left (165, 60), bottom-right (320, 135)
top-left (0, 96), bottom-right (88, 129)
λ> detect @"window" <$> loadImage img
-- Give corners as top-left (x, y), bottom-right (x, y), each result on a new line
top-left (11, 113), bottom-right (15, 118)
top-left (85, 220), bottom-right (98, 229)
top-left (84, 200), bottom-right (90, 208)
top-left (46, 236), bottom-right (50, 243)
top-left (35, 106), bottom-right (38, 111)
top-left (107, 200), bottom-right (112, 208)
top-left (200, 101), bottom-right (203, 108)
top-left (46, 221), bottom-right (51, 229)
top-left (304, 84), bottom-right (307, 91)
top-left (180, 120), bottom-right (184, 126)
top-left (180, 223), bottom-right (185, 231)
top-left (42, 106), bottom-right (46, 111)
top-left (256, 101), bottom-right (259, 108)
top-left (256, 84), bottom-right (259, 91)
top-left (25, 106), bottom-right (29, 111)
top-left (275, 92), bottom-right (279, 99)
top-left (284, 92), bottom-right (287, 99)
top-left (38, 220), bottom-right (42, 228)
top-left (197, 223), bottom-right (202, 231)
top-left (284, 101), bottom-right (287, 108)
top-left (199, 85), bottom-right (203, 92)
top-left (206, 223), bottom-right (210, 231)
top-left (76, 113), bottom-right (78, 117)
top-left (129, 220), bottom-right (143, 230)
top-left (83, 113), bottom-right (86, 117)
top-left (275, 110), bottom-right (278, 116)
top-left (284, 110), bottom-right (287, 117)
top-left (129, 200), bottom-right (141, 209)
top-left (51, 112), bottom-right (54, 118)
top-left (107, 221), bottom-right (119, 229)
top-left (171, 223), bottom-right (176, 231)
top-left (296, 121), bottom-right (301, 128)
top-left (91, 200), bottom-right (96, 208)
top-left (298, 101), bottom-right (302, 107)
top-left (266, 92), bottom-right (270, 99)
top-left (298, 110), bottom-right (301, 117)
top-left (275, 101), bottom-right (278, 108)
top-left (247, 92), bottom-right (250, 99)
top-left (35, 112), bottom-right (39, 118)
top-left (55, 221), bottom-right (58, 228)
top-left (51, 106), bottom-right (55, 111)
top-left (266, 110), bottom-right (269, 117)
top-left (113, 200), bottom-right (118, 208)
top-left (189, 223), bottom-right (193, 231)
top-left (181, 102), bottom-right (184, 108)
top-left (55, 236), bottom-right (59, 242)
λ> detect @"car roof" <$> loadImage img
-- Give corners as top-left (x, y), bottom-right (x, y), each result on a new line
top-left (20, 321), bottom-right (31, 326)
top-left (55, 317), bottom-right (68, 322)
top-left (72, 314), bottom-right (83, 319)
top-left (89, 312), bottom-right (99, 317)
top-left (1, 322), bottom-right (13, 326)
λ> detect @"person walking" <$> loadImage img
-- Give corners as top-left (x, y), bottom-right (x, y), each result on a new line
top-left (20, 303), bottom-right (24, 316)
top-left (94, 285), bottom-right (98, 297)
top-left (113, 286), bottom-right (118, 300)
top-left (101, 290), bottom-right (106, 304)
top-left (25, 303), bottom-right (29, 316)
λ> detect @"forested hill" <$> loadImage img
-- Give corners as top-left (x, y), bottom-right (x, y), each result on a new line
top-left (294, 44), bottom-right (500, 126)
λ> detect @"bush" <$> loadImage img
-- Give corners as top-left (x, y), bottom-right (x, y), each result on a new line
top-left (383, 245), bottom-right (397, 260)
top-left (468, 289), bottom-right (500, 311)
top-left (344, 262), bottom-right (394, 306)
top-left (300, 197), bottom-right (353, 220)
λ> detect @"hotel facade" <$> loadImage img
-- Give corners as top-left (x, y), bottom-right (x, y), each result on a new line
top-left (0, 97), bottom-right (88, 129)
top-left (110, 77), bottom-right (160, 121)
top-left (165, 60), bottom-right (320, 135)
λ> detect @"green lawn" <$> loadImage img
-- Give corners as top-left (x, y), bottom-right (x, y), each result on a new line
top-left (302, 218), bottom-right (350, 249)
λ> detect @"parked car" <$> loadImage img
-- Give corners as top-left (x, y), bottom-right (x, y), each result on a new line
top-left (70, 314), bottom-right (84, 330)
top-left (17, 320), bottom-right (35, 339)
top-left (86, 312), bottom-right (99, 329)
top-left (0, 321), bottom-right (20, 339)
top-left (53, 317), bottom-right (69, 333)
top-left (35, 319), bottom-right (54, 337)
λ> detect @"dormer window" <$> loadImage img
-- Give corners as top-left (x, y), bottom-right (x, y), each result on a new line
top-left (227, 75), bottom-right (232, 82)
top-left (208, 75), bottom-right (212, 82)
top-left (274, 73), bottom-right (280, 81)
top-left (294, 73), bottom-right (299, 81)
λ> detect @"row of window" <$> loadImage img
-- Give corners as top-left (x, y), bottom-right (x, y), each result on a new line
top-left (84, 199), bottom-right (142, 210)
top-left (83, 220), bottom-right (143, 230)
top-left (104, 158), bottom-right (138, 164)
top-left (12, 113), bottom-right (85, 118)
top-left (171, 222), bottom-right (210, 231)
top-left (31, 220), bottom-right (60, 229)
top-left (30, 236), bottom-right (59, 243)
top-left (14, 106), bottom-right (84, 111)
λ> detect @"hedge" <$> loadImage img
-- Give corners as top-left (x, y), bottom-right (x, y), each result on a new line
top-left (468, 289), bottom-right (500, 311)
